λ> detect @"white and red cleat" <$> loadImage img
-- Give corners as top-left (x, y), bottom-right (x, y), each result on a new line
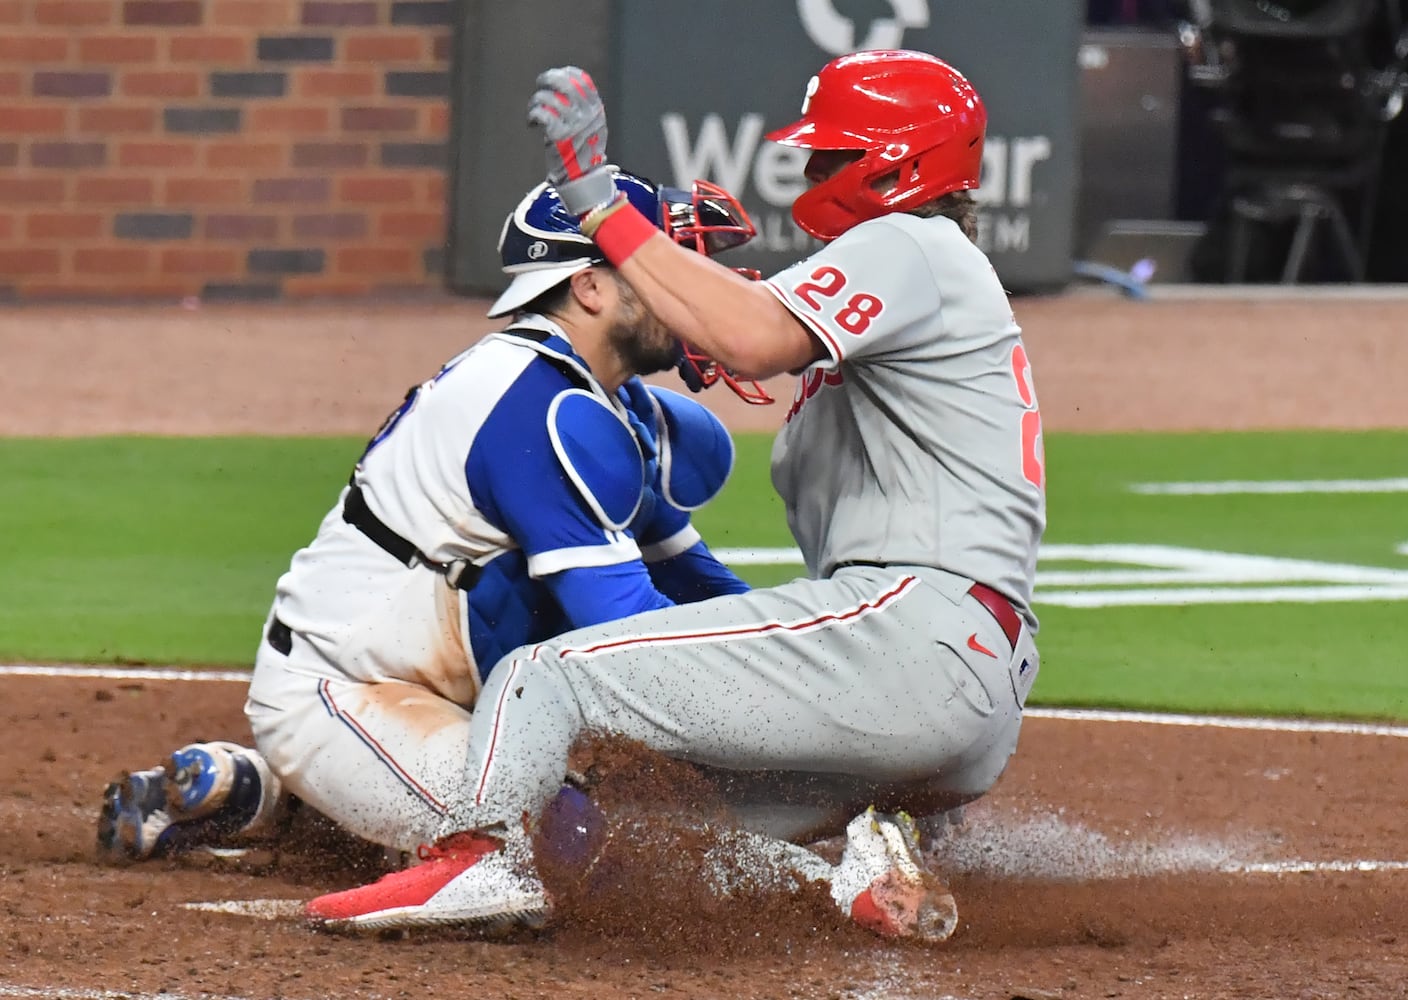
top-left (831, 807), bottom-right (958, 943)
top-left (304, 831), bottom-right (548, 933)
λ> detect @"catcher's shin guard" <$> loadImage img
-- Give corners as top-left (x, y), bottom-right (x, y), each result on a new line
top-left (163, 741), bottom-right (285, 847)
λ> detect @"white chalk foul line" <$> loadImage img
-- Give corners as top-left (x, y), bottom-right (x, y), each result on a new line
top-left (1026, 706), bottom-right (1408, 739)
top-left (1228, 860), bottom-right (1408, 875)
top-left (1130, 477), bottom-right (1408, 496)
top-left (182, 898), bottom-right (306, 920)
top-left (6, 663), bottom-right (1408, 739)
top-left (0, 663), bottom-right (253, 683)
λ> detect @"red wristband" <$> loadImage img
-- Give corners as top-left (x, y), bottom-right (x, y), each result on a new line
top-left (589, 201), bottom-right (658, 265)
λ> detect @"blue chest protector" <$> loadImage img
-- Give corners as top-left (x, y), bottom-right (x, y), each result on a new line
top-left (462, 329), bottom-right (663, 677)
top-left (462, 327), bottom-right (744, 679)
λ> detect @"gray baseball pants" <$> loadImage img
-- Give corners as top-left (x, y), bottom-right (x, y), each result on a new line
top-left (441, 564), bottom-right (1038, 843)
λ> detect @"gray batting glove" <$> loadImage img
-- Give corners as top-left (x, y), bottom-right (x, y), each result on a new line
top-left (527, 66), bottom-right (617, 216)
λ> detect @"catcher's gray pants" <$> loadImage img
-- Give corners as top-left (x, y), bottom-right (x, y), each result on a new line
top-left (442, 565), bottom-right (1038, 844)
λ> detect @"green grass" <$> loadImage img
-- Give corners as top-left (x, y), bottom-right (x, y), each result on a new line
top-left (0, 437), bottom-right (362, 664)
top-left (1045, 431), bottom-right (1408, 567)
top-left (1030, 431), bottom-right (1408, 719)
top-left (2, 430), bottom-right (1406, 720)
top-left (1035, 602), bottom-right (1408, 719)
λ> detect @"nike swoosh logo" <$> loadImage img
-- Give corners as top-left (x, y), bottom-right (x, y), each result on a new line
top-left (966, 633), bottom-right (997, 659)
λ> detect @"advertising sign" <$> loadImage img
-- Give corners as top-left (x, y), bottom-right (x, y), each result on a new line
top-left (609, 0), bottom-right (1083, 289)
top-left (449, 0), bottom-right (1082, 292)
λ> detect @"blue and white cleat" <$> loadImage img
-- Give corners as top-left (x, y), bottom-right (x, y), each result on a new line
top-left (97, 767), bottom-right (175, 861)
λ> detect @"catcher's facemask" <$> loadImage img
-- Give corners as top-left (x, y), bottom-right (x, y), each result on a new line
top-left (661, 180), bottom-right (774, 406)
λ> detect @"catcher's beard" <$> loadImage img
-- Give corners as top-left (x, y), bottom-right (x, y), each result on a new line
top-left (607, 275), bottom-right (679, 376)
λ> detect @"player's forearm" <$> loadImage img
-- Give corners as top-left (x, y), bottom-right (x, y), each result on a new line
top-left (590, 207), bottom-right (817, 378)
top-left (620, 235), bottom-right (799, 377)
top-left (646, 541), bottom-right (751, 603)
top-left (548, 561), bottom-right (674, 629)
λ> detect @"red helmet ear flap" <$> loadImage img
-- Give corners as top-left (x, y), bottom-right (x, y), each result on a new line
top-left (865, 136), bottom-right (984, 216)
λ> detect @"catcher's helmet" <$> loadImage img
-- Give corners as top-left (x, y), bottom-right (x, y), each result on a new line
top-left (488, 168), bottom-right (754, 317)
top-left (766, 49), bottom-right (987, 241)
top-left (489, 168), bottom-right (773, 405)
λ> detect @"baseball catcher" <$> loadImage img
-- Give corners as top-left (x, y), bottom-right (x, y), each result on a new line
top-left (97, 170), bottom-right (766, 863)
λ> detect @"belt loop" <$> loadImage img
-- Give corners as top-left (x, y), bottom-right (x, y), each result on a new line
top-left (266, 617), bottom-right (293, 656)
top-left (443, 560), bottom-right (483, 592)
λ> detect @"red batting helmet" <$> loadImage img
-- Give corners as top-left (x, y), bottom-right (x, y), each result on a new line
top-left (766, 49), bottom-right (987, 241)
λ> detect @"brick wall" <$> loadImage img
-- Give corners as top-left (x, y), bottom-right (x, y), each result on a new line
top-left (0, 0), bottom-right (453, 301)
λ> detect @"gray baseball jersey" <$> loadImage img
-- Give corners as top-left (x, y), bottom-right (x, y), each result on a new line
top-left (765, 213), bottom-right (1045, 628)
top-left (442, 212), bottom-right (1046, 847)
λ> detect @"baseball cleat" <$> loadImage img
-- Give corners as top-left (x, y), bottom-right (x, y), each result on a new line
top-left (98, 743), bottom-right (282, 862)
top-left (97, 767), bottom-right (174, 861)
top-left (831, 806), bottom-right (958, 943)
top-left (304, 831), bottom-right (549, 933)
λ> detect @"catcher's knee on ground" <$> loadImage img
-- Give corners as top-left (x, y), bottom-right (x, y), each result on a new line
top-left (247, 671), bottom-right (476, 852)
